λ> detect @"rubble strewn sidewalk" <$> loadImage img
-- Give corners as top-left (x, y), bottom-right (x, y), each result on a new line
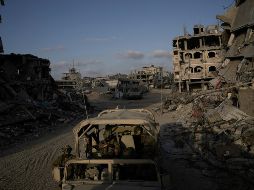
top-left (159, 87), bottom-right (254, 189)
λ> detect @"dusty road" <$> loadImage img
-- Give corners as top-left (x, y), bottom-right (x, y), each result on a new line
top-left (0, 127), bottom-right (75, 190)
top-left (0, 89), bottom-right (167, 190)
top-left (0, 89), bottom-right (251, 190)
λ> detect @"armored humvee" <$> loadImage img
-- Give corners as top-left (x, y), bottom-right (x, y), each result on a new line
top-left (72, 108), bottom-right (159, 159)
top-left (52, 108), bottom-right (167, 189)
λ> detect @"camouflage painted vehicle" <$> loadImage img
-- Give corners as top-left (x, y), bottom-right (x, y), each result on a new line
top-left (72, 108), bottom-right (159, 159)
top-left (52, 159), bottom-right (162, 190)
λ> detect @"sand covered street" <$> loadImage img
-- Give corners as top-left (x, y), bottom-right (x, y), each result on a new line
top-left (0, 89), bottom-right (253, 190)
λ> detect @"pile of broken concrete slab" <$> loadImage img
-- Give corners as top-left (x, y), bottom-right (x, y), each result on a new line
top-left (162, 90), bottom-right (254, 186)
top-left (0, 54), bottom-right (90, 151)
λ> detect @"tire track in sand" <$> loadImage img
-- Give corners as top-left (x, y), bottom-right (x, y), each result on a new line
top-left (0, 129), bottom-right (74, 190)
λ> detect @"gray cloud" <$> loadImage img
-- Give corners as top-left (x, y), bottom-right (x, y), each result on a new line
top-left (40, 45), bottom-right (65, 52)
top-left (117, 50), bottom-right (144, 59)
top-left (151, 50), bottom-right (171, 58)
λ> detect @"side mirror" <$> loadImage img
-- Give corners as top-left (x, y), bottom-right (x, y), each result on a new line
top-left (160, 174), bottom-right (171, 190)
top-left (52, 167), bottom-right (62, 182)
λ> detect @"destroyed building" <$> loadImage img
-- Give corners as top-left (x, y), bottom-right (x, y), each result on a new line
top-left (0, 54), bottom-right (89, 150)
top-left (0, 54), bottom-right (54, 101)
top-left (216, 0), bottom-right (254, 117)
top-left (129, 65), bottom-right (164, 88)
top-left (56, 67), bottom-right (84, 91)
top-left (115, 78), bottom-right (144, 99)
top-left (217, 0), bottom-right (254, 85)
top-left (172, 25), bottom-right (224, 92)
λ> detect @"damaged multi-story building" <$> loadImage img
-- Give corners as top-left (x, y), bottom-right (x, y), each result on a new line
top-left (172, 25), bottom-right (224, 92)
top-left (56, 66), bottom-right (84, 91)
top-left (0, 54), bottom-right (54, 101)
top-left (216, 0), bottom-right (254, 84)
top-left (216, 0), bottom-right (254, 116)
top-left (129, 65), bottom-right (164, 88)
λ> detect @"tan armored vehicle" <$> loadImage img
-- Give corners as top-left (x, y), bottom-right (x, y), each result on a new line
top-left (73, 108), bottom-right (159, 159)
top-left (52, 109), bottom-right (166, 189)
top-left (53, 159), bottom-right (162, 190)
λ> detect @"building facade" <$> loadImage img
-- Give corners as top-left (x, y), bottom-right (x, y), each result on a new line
top-left (172, 25), bottom-right (224, 92)
top-left (129, 65), bottom-right (163, 88)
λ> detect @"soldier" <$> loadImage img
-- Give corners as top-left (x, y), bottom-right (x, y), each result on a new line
top-left (84, 135), bottom-right (92, 158)
top-left (53, 145), bottom-right (75, 167)
top-left (52, 145), bottom-right (75, 186)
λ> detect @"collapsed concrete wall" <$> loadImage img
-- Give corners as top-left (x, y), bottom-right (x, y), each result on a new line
top-left (0, 54), bottom-right (54, 101)
top-left (217, 0), bottom-right (254, 84)
top-left (161, 89), bottom-right (254, 188)
top-left (238, 87), bottom-right (254, 117)
top-left (0, 54), bottom-right (89, 151)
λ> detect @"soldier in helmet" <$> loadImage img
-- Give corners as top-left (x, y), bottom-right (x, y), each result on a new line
top-left (53, 145), bottom-right (75, 167)
top-left (52, 145), bottom-right (75, 187)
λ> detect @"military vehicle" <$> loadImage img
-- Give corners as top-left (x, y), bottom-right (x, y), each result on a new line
top-left (52, 159), bottom-right (162, 190)
top-left (72, 108), bottom-right (159, 159)
top-left (52, 108), bottom-right (168, 189)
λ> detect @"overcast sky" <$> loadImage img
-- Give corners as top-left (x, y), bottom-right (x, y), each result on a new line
top-left (1, 0), bottom-right (233, 79)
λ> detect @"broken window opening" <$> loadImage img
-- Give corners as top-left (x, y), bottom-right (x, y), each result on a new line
top-left (180, 52), bottom-right (184, 63)
top-left (194, 52), bottom-right (202, 59)
top-left (187, 38), bottom-right (200, 50)
top-left (204, 35), bottom-right (220, 47)
top-left (173, 40), bottom-right (177, 48)
top-left (208, 52), bottom-right (216, 58)
top-left (185, 53), bottom-right (192, 61)
top-left (208, 66), bottom-right (216, 72)
top-left (194, 28), bottom-right (199, 35)
top-left (194, 66), bottom-right (203, 73)
top-left (178, 40), bottom-right (185, 50)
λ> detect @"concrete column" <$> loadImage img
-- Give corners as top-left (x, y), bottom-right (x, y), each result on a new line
top-left (227, 33), bottom-right (235, 47)
top-left (199, 38), bottom-right (203, 48)
top-left (184, 40), bottom-right (188, 50)
top-left (178, 81), bottom-right (182, 93)
top-left (186, 81), bottom-right (190, 92)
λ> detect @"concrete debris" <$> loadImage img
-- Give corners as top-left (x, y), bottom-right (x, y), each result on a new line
top-left (161, 88), bottom-right (254, 185)
top-left (0, 54), bottom-right (90, 150)
top-left (217, 0), bottom-right (254, 85)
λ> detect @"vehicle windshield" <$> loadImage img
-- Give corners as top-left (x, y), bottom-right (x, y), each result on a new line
top-left (66, 163), bottom-right (109, 181)
top-left (78, 124), bottom-right (156, 159)
top-left (112, 163), bottom-right (158, 181)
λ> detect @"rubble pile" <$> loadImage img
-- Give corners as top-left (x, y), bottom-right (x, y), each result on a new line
top-left (0, 54), bottom-right (89, 150)
top-left (163, 91), bottom-right (224, 112)
top-left (162, 89), bottom-right (254, 186)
